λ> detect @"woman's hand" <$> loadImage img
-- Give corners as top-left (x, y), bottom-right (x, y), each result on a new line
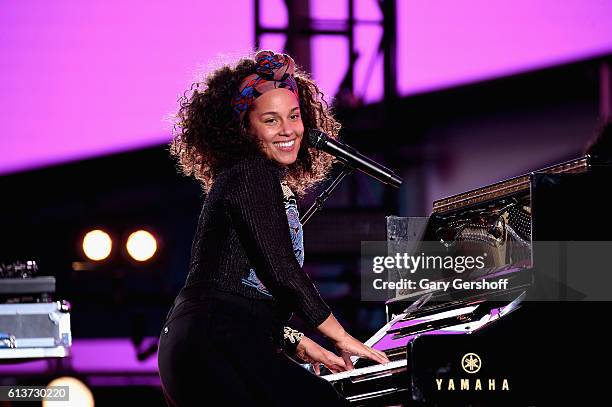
top-left (316, 313), bottom-right (389, 369)
top-left (333, 332), bottom-right (389, 369)
top-left (295, 336), bottom-right (347, 375)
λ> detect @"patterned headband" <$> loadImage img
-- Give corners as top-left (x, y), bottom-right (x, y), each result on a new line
top-left (231, 50), bottom-right (300, 119)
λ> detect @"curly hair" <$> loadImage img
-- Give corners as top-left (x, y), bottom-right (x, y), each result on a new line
top-left (169, 53), bottom-right (341, 197)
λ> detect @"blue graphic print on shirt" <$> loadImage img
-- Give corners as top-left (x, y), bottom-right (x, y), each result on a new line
top-left (241, 182), bottom-right (303, 297)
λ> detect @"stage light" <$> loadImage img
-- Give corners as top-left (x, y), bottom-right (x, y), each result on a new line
top-left (126, 230), bottom-right (157, 262)
top-left (43, 376), bottom-right (94, 407)
top-left (82, 230), bottom-right (112, 261)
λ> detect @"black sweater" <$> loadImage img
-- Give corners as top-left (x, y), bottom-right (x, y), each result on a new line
top-left (183, 154), bottom-right (331, 328)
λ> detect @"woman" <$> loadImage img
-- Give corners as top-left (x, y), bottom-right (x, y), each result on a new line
top-left (158, 50), bottom-right (389, 406)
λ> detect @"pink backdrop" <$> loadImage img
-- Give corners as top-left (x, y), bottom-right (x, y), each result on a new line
top-left (2, 0), bottom-right (611, 175)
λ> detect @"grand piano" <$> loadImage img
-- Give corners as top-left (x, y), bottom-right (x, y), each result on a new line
top-left (317, 155), bottom-right (612, 406)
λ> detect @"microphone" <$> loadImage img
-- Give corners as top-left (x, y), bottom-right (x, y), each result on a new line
top-left (307, 129), bottom-right (403, 188)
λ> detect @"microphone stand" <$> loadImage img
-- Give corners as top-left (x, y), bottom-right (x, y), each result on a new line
top-left (300, 161), bottom-right (354, 226)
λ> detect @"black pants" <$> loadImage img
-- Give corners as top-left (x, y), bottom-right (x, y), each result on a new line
top-left (157, 286), bottom-right (349, 406)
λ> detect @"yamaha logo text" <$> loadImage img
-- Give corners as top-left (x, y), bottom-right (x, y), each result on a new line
top-left (435, 352), bottom-right (510, 392)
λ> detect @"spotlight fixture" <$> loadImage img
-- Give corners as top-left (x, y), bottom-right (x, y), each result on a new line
top-left (82, 229), bottom-right (112, 261)
top-left (44, 376), bottom-right (94, 407)
top-left (126, 230), bottom-right (157, 262)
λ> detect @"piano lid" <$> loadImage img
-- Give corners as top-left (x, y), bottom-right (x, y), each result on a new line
top-left (432, 156), bottom-right (590, 214)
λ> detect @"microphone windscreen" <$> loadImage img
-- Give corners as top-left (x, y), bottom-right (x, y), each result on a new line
top-left (307, 129), bottom-right (327, 148)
